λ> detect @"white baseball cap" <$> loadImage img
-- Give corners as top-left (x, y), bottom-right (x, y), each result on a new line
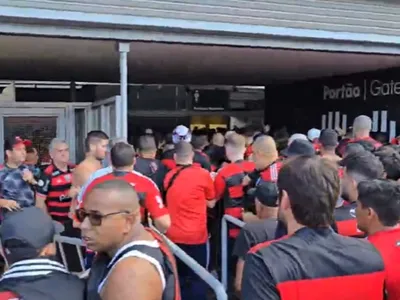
top-left (172, 125), bottom-right (192, 144)
top-left (288, 133), bottom-right (308, 145)
top-left (307, 128), bottom-right (321, 142)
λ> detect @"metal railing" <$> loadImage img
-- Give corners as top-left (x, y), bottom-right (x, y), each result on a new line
top-left (221, 214), bottom-right (245, 291)
top-left (150, 226), bottom-right (228, 300)
top-left (55, 230), bottom-right (228, 300)
top-left (54, 235), bottom-right (85, 272)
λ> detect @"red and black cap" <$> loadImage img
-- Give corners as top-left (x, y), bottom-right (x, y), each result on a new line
top-left (4, 136), bottom-right (32, 151)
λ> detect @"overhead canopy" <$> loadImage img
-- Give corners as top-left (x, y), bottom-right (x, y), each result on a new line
top-left (1, 0), bottom-right (400, 53)
top-left (1, 35), bottom-right (400, 85)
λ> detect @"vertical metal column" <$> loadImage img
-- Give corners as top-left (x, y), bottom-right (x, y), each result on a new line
top-left (70, 81), bottom-right (77, 102)
top-left (118, 42), bottom-right (130, 140)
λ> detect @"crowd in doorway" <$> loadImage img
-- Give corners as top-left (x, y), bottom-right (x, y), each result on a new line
top-left (0, 114), bottom-right (399, 300)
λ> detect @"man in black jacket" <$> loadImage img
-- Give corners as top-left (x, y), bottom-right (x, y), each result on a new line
top-left (0, 207), bottom-right (85, 300)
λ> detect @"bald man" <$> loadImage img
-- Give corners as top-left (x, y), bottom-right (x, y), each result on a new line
top-left (243, 135), bottom-right (282, 187)
top-left (80, 180), bottom-right (179, 300)
top-left (351, 115), bottom-right (382, 150)
top-left (212, 132), bottom-right (225, 147)
top-left (214, 134), bottom-right (255, 290)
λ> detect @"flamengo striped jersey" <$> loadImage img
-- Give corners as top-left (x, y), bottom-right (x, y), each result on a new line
top-left (37, 164), bottom-right (74, 223)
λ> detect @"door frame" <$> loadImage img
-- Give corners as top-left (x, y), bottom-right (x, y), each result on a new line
top-left (0, 107), bottom-right (65, 164)
top-left (89, 96), bottom-right (123, 138)
top-left (0, 102), bottom-right (92, 164)
top-left (0, 100), bottom-right (124, 164)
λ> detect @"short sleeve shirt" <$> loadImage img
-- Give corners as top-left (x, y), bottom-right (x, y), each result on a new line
top-left (233, 219), bottom-right (277, 259)
top-left (0, 164), bottom-right (34, 207)
top-left (164, 165), bottom-right (215, 244)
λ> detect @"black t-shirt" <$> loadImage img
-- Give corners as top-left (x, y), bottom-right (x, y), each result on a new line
top-left (242, 227), bottom-right (385, 300)
top-left (233, 218), bottom-right (278, 260)
top-left (134, 157), bottom-right (168, 190)
top-left (205, 145), bottom-right (226, 169)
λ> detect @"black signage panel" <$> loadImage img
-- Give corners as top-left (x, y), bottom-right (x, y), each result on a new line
top-left (192, 89), bottom-right (229, 111)
top-left (265, 67), bottom-right (400, 134)
top-left (322, 78), bottom-right (400, 102)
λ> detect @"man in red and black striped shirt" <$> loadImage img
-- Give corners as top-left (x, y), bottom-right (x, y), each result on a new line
top-left (36, 138), bottom-right (82, 272)
top-left (36, 139), bottom-right (74, 222)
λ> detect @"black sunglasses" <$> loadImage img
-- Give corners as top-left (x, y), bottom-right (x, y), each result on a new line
top-left (75, 208), bottom-right (131, 226)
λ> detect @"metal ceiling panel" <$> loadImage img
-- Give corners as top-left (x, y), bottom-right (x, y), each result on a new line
top-left (0, 0), bottom-right (400, 38)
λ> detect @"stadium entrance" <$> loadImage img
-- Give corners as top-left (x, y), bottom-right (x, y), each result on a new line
top-left (0, 33), bottom-right (399, 163)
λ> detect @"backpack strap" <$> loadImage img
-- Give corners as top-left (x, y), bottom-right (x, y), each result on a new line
top-left (146, 228), bottom-right (181, 300)
top-left (164, 165), bottom-right (192, 198)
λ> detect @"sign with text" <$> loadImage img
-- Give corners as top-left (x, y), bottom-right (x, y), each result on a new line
top-left (192, 89), bottom-right (229, 111)
top-left (323, 79), bottom-right (400, 101)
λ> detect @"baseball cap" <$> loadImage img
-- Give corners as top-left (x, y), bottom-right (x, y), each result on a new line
top-left (288, 133), bottom-right (308, 145)
top-left (319, 129), bottom-right (338, 147)
top-left (0, 207), bottom-right (64, 263)
top-left (248, 180), bottom-right (278, 207)
top-left (4, 136), bottom-right (32, 151)
top-left (307, 128), bottom-right (321, 142)
top-left (172, 125), bottom-right (192, 144)
top-left (281, 139), bottom-right (315, 157)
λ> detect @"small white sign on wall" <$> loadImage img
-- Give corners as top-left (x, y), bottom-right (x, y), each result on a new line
top-left (372, 111), bottom-right (379, 132)
top-left (334, 111), bottom-right (340, 129)
top-left (380, 111), bottom-right (387, 133)
top-left (389, 121), bottom-right (396, 141)
top-left (328, 112), bottom-right (333, 129)
top-left (321, 115), bottom-right (327, 129)
top-left (342, 114), bottom-right (347, 131)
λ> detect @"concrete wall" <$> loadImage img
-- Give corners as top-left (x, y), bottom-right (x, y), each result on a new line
top-left (265, 67), bottom-right (400, 137)
top-left (1, 0), bottom-right (400, 36)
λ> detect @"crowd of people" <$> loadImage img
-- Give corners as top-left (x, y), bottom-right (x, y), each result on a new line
top-left (0, 114), bottom-right (399, 300)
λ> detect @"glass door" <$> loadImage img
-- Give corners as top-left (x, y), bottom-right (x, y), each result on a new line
top-left (0, 107), bottom-right (66, 164)
top-left (88, 96), bottom-right (123, 138)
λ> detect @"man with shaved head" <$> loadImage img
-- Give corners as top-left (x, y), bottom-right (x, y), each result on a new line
top-left (352, 115), bottom-right (382, 149)
top-left (80, 180), bottom-right (179, 300)
top-left (78, 142), bottom-right (170, 233)
top-left (243, 135), bottom-right (282, 187)
top-left (164, 141), bottom-right (216, 300)
top-left (215, 133), bottom-right (255, 233)
top-left (134, 135), bottom-right (167, 190)
top-left (214, 133), bottom-right (255, 290)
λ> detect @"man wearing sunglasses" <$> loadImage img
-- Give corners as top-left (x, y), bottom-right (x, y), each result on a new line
top-left (80, 179), bottom-right (179, 300)
top-left (79, 142), bottom-right (170, 233)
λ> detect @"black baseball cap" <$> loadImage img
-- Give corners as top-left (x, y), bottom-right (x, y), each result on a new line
top-left (319, 129), bottom-right (338, 147)
top-left (4, 136), bottom-right (32, 151)
top-left (281, 139), bottom-right (315, 157)
top-left (248, 180), bottom-right (279, 207)
top-left (0, 207), bottom-right (64, 263)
